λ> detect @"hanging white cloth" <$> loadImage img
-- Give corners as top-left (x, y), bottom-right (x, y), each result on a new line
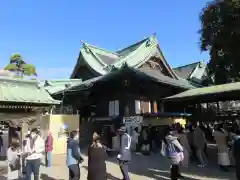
top-left (218, 152), bottom-right (230, 166)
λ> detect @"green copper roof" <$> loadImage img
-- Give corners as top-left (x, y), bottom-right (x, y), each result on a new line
top-left (173, 61), bottom-right (211, 85)
top-left (71, 35), bottom-right (178, 79)
top-left (56, 76), bottom-right (102, 95)
top-left (0, 77), bottom-right (60, 104)
top-left (173, 62), bottom-right (199, 79)
top-left (42, 79), bottom-right (82, 95)
top-left (59, 67), bottom-right (195, 96)
top-left (163, 82), bottom-right (240, 102)
top-left (139, 69), bottom-right (196, 89)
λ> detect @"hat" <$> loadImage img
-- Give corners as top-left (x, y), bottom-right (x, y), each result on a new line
top-left (118, 126), bottom-right (126, 132)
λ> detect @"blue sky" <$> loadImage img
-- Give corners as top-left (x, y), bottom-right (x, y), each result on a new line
top-left (0, 0), bottom-right (209, 80)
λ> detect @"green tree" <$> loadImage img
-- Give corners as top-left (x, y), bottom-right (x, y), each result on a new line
top-left (199, 0), bottom-right (240, 84)
top-left (4, 54), bottom-right (37, 78)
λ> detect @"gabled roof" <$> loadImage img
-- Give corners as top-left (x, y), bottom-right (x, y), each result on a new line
top-left (138, 69), bottom-right (196, 89)
top-left (70, 35), bottom-right (178, 79)
top-left (41, 79), bottom-right (82, 95)
top-left (173, 61), bottom-right (209, 84)
top-left (173, 62), bottom-right (199, 79)
top-left (0, 77), bottom-right (60, 105)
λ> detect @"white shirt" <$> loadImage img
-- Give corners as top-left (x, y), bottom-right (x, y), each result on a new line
top-left (24, 136), bottom-right (44, 160)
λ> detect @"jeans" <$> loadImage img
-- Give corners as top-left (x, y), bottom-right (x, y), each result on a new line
top-left (196, 149), bottom-right (207, 165)
top-left (26, 158), bottom-right (41, 180)
top-left (68, 164), bottom-right (80, 180)
top-left (119, 160), bottom-right (130, 180)
top-left (45, 151), bottom-right (52, 167)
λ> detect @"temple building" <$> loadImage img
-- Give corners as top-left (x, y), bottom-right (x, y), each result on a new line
top-left (46, 35), bottom-right (204, 134)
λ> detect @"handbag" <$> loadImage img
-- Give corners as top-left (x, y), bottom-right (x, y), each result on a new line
top-left (9, 156), bottom-right (21, 171)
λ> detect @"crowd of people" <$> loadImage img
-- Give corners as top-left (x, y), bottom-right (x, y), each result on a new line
top-left (159, 120), bottom-right (240, 180)
top-left (4, 125), bottom-right (132, 180)
top-left (4, 119), bottom-right (240, 180)
top-left (5, 128), bottom-right (53, 180)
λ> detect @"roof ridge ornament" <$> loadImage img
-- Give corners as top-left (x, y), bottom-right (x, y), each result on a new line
top-left (121, 62), bottom-right (128, 69)
top-left (81, 40), bottom-right (90, 53)
top-left (146, 38), bottom-right (151, 47)
top-left (44, 80), bottom-right (52, 87)
top-left (110, 65), bottom-right (118, 72)
top-left (199, 60), bottom-right (204, 68)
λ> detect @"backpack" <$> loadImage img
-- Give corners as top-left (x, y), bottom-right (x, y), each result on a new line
top-left (161, 138), bottom-right (181, 157)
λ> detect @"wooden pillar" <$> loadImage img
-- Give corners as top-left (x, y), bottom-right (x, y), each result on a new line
top-left (20, 122), bottom-right (28, 147)
top-left (8, 125), bottom-right (15, 146)
top-left (160, 103), bottom-right (164, 113)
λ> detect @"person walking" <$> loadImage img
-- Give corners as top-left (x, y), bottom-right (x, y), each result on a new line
top-left (24, 128), bottom-right (45, 180)
top-left (66, 130), bottom-right (83, 180)
top-left (117, 126), bottom-right (131, 180)
top-left (212, 123), bottom-right (230, 171)
top-left (140, 127), bottom-right (149, 155)
top-left (193, 122), bottom-right (207, 167)
top-left (161, 127), bottom-right (184, 180)
top-left (45, 131), bottom-right (53, 167)
top-left (88, 132), bottom-right (107, 180)
top-left (7, 137), bottom-right (21, 180)
top-left (187, 125), bottom-right (198, 162)
top-left (233, 132), bottom-right (240, 180)
top-left (131, 127), bottom-right (139, 152)
top-left (177, 127), bottom-right (191, 167)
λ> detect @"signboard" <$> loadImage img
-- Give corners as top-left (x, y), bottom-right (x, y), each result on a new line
top-left (123, 116), bottom-right (143, 125)
top-left (123, 116), bottom-right (143, 135)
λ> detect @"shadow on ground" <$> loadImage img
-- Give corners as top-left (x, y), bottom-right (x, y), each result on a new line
top-left (101, 144), bottom-right (236, 180)
top-left (82, 165), bottom-right (120, 180)
top-left (40, 173), bottom-right (65, 180)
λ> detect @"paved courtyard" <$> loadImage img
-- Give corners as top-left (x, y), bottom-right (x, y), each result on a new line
top-left (0, 149), bottom-right (237, 180)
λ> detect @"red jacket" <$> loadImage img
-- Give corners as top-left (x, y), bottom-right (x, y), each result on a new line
top-left (45, 134), bottom-right (53, 152)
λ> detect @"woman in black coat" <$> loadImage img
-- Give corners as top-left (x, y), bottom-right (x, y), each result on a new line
top-left (88, 132), bottom-right (107, 180)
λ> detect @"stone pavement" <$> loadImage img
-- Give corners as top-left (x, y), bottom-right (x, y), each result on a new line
top-left (0, 150), bottom-right (237, 180)
top-left (40, 152), bottom-right (236, 180)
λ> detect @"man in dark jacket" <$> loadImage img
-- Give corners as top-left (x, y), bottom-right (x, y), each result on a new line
top-left (66, 131), bottom-right (83, 180)
top-left (233, 134), bottom-right (240, 180)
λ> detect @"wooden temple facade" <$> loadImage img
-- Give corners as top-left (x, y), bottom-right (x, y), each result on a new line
top-left (49, 35), bottom-right (211, 130)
